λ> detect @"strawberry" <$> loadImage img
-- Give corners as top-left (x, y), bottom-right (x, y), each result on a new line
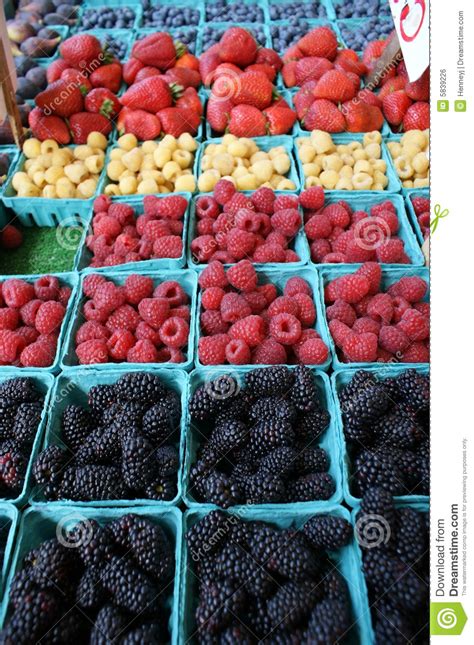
top-left (200, 49), bottom-right (222, 86)
top-left (343, 101), bottom-right (384, 132)
top-left (123, 58), bottom-right (144, 85)
top-left (60, 34), bottom-right (103, 70)
top-left (298, 26), bottom-right (338, 60)
top-left (120, 109), bottom-right (161, 140)
top-left (264, 105), bottom-right (296, 135)
top-left (382, 90), bottom-right (412, 126)
top-left (28, 107), bottom-right (70, 144)
top-left (61, 68), bottom-right (92, 94)
top-left (378, 76), bottom-right (406, 99)
top-left (175, 87), bottom-right (203, 116)
top-left (121, 77), bottom-right (173, 112)
top-left (85, 88), bottom-right (120, 118)
top-left (231, 71), bottom-right (273, 110)
top-left (69, 112), bottom-right (112, 144)
top-left (405, 68), bottom-right (430, 101)
top-left (362, 40), bottom-right (386, 67)
top-left (132, 33), bottom-right (176, 70)
top-left (219, 27), bottom-right (258, 67)
top-left (206, 95), bottom-right (232, 133)
top-left (334, 53), bottom-right (368, 77)
top-left (402, 102), bottom-right (430, 131)
top-left (281, 61), bottom-right (298, 88)
top-left (255, 48), bottom-right (282, 72)
top-left (303, 99), bottom-right (345, 132)
top-left (313, 70), bottom-right (356, 102)
top-left (89, 63), bottom-right (122, 93)
top-left (295, 57), bottom-right (333, 85)
top-left (294, 82), bottom-right (318, 119)
top-left (246, 63), bottom-right (276, 82)
top-left (158, 107), bottom-right (200, 137)
top-left (134, 66), bottom-right (162, 83)
top-left (282, 44), bottom-right (303, 64)
top-left (228, 104), bottom-right (267, 137)
top-left (346, 71), bottom-right (361, 93)
top-left (164, 66), bottom-right (201, 89)
top-left (357, 89), bottom-right (382, 109)
top-left (175, 52), bottom-right (200, 71)
top-left (47, 59), bottom-right (69, 83)
top-left (35, 80), bottom-right (84, 118)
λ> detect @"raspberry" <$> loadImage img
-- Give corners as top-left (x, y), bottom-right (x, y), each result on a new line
top-left (34, 301), bottom-right (65, 335)
top-left (143, 220), bottom-right (171, 242)
top-left (243, 291), bottom-right (267, 313)
top-left (156, 347), bottom-right (184, 363)
top-left (229, 315), bottom-right (265, 347)
top-left (305, 213), bottom-right (332, 240)
top-left (198, 334), bottom-right (229, 365)
top-left (202, 287), bottom-right (225, 310)
top-left (0, 308), bottom-right (19, 331)
top-left (323, 252), bottom-right (346, 263)
top-left (227, 260), bottom-right (257, 293)
top-left (253, 244), bottom-right (286, 263)
top-left (294, 293), bottom-right (316, 327)
top-left (284, 277), bottom-right (312, 298)
top-left (355, 262), bottom-right (381, 294)
top-left (297, 338), bottom-right (329, 365)
top-left (135, 321), bottom-right (161, 345)
top-left (170, 305), bottom-right (190, 321)
top-left (213, 179), bottom-right (236, 205)
top-left (76, 339), bottom-right (109, 365)
top-left (299, 186), bottom-right (325, 210)
top-left (252, 338), bottom-right (287, 364)
top-left (326, 300), bottom-right (356, 327)
top-left (335, 274), bottom-right (370, 303)
top-left (267, 296), bottom-right (299, 318)
top-left (375, 238), bottom-right (405, 263)
top-left (323, 203), bottom-right (350, 228)
top-left (124, 274), bottom-right (154, 305)
top-left (107, 329), bottom-right (136, 360)
top-left (414, 302), bottom-right (430, 317)
top-left (198, 261), bottom-right (228, 289)
top-left (328, 320), bottom-right (352, 348)
top-left (0, 330), bottom-right (25, 363)
top-left (226, 229), bottom-right (255, 260)
top-left (332, 230), bottom-right (353, 256)
top-left (138, 298), bottom-right (170, 330)
top-left (127, 339), bottom-right (159, 363)
top-left (108, 203), bottom-right (135, 225)
top-left (269, 313), bottom-right (301, 345)
top-left (397, 309), bottom-right (430, 341)
top-left (197, 218), bottom-right (214, 236)
top-left (370, 200), bottom-right (396, 217)
top-left (155, 195), bottom-right (188, 220)
top-left (83, 300), bottom-right (109, 323)
top-left (114, 234), bottom-right (139, 258)
top-left (258, 283), bottom-right (277, 305)
top-left (285, 249), bottom-right (301, 261)
top-left (324, 280), bottom-right (339, 303)
top-left (353, 295), bottom-right (371, 317)
top-left (76, 321), bottom-right (110, 344)
top-left (200, 310), bottom-right (229, 335)
top-left (34, 275), bottom-right (60, 301)
top-left (235, 208), bottom-right (263, 234)
top-left (2, 279), bottom-right (35, 308)
top-left (93, 215), bottom-right (122, 239)
top-left (401, 342), bottom-right (429, 363)
top-left (377, 210), bottom-right (399, 234)
top-left (20, 300), bottom-right (42, 326)
top-left (274, 194), bottom-right (298, 211)
top-left (103, 254), bottom-right (123, 267)
top-left (196, 195), bottom-right (220, 219)
top-left (58, 287), bottom-right (72, 307)
top-left (106, 304), bottom-right (140, 332)
top-left (389, 296), bottom-right (410, 324)
top-left (367, 293), bottom-right (393, 324)
top-left (310, 239), bottom-right (331, 262)
top-left (266, 231), bottom-right (288, 247)
top-left (93, 194), bottom-right (112, 213)
top-left (154, 281), bottom-right (188, 306)
top-left (342, 332), bottom-right (378, 362)
top-left (220, 292), bottom-right (251, 323)
top-left (153, 236), bottom-right (183, 258)
top-left (20, 340), bottom-right (56, 367)
top-left (94, 282), bottom-right (126, 312)
top-left (159, 317), bottom-right (189, 348)
top-left (389, 276), bottom-right (428, 303)
top-left (344, 240), bottom-right (374, 263)
top-left (352, 317), bottom-right (380, 335)
top-left (378, 326), bottom-right (410, 354)
top-left (16, 326), bottom-right (39, 345)
top-left (249, 186), bottom-right (274, 214)
top-left (377, 348), bottom-right (394, 362)
top-left (223, 193), bottom-right (255, 215)
top-left (351, 210), bottom-right (368, 226)
top-left (225, 338), bottom-right (251, 364)
top-left (271, 209), bottom-right (301, 237)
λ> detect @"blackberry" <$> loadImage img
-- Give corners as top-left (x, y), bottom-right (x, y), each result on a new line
top-left (188, 383), bottom-right (226, 422)
top-left (287, 472), bottom-right (335, 502)
top-left (290, 365), bottom-right (318, 412)
top-left (353, 450), bottom-right (406, 497)
top-left (360, 487), bottom-right (397, 528)
top-left (122, 435), bottom-right (157, 490)
top-left (189, 456), bottom-right (219, 499)
top-left (61, 404), bottom-right (94, 451)
top-left (121, 623), bottom-right (166, 645)
top-left (142, 403), bottom-right (173, 444)
top-left (95, 420), bottom-right (130, 463)
top-left (203, 471), bottom-right (243, 507)
top-left (306, 598), bottom-right (351, 643)
top-left (155, 445), bottom-right (179, 476)
top-left (145, 476), bottom-right (177, 501)
top-left (76, 567), bottom-right (107, 609)
top-left (249, 527), bottom-right (319, 580)
top-left (245, 366), bottom-right (294, 397)
top-left (395, 508), bottom-right (428, 565)
top-left (115, 371), bottom-right (166, 404)
top-left (210, 419), bottom-right (248, 453)
top-left (244, 472), bottom-right (286, 504)
top-left (249, 397), bottom-right (296, 423)
top-left (24, 538), bottom-right (78, 595)
top-left (195, 580), bottom-right (247, 635)
top-left (73, 519), bottom-right (116, 567)
top-left (214, 392), bottom-right (252, 425)
top-left (12, 402), bottom-right (42, 445)
top-left (0, 377), bottom-right (42, 403)
top-left (386, 448), bottom-right (421, 492)
top-left (0, 444), bottom-right (26, 492)
top-left (102, 555), bottom-right (159, 615)
top-left (0, 399), bottom-right (16, 439)
top-left (74, 428), bottom-right (104, 465)
top-left (1, 590), bottom-right (61, 643)
top-left (342, 383), bottom-right (391, 430)
top-left (250, 419), bottom-right (294, 456)
top-left (245, 597), bottom-right (274, 638)
top-left (321, 568), bottom-right (350, 603)
top-left (215, 625), bottom-right (254, 644)
top-left (372, 600), bottom-right (416, 644)
top-left (258, 447), bottom-right (296, 479)
top-left (163, 388), bottom-right (181, 428)
top-left (88, 384), bottom-right (117, 415)
top-left (59, 464), bottom-right (125, 501)
top-left (267, 581), bottom-right (322, 628)
top-left (294, 409), bottom-right (330, 442)
top-left (90, 603), bottom-right (129, 645)
top-left (32, 445), bottom-right (69, 490)
top-left (215, 544), bottom-right (275, 598)
top-left (102, 401), bottom-right (148, 427)
top-left (294, 447), bottom-right (329, 474)
top-left (122, 515), bottom-right (174, 582)
top-left (41, 609), bottom-right (87, 644)
top-left (302, 515), bottom-right (352, 551)
top-left (8, 569), bottom-right (39, 609)
top-left (185, 510), bottom-right (230, 558)
top-left (339, 370), bottom-right (374, 405)
top-left (373, 406), bottom-right (425, 449)
top-left (396, 370), bottom-right (430, 412)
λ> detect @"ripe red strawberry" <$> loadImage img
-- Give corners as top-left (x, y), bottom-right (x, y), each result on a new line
top-left (206, 95), bottom-right (232, 133)
top-left (131, 32), bottom-right (177, 70)
top-left (120, 109), bottom-right (161, 140)
top-left (85, 88), bottom-right (120, 118)
top-left (47, 58), bottom-right (69, 83)
top-left (123, 58), bottom-right (144, 85)
top-left (295, 57), bottom-right (334, 85)
top-left (175, 87), bottom-right (203, 115)
top-left (294, 82), bottom-right (318, 119)
top-left (35, 80), bottom-right (84, 118)
top-left (176, 52), bottom-right (200, 71)
top-left (405, 68), bottom-right (430, 101)
top-left (28, 107), bottom-right (70, 144)
top-left (378, 76), bottom-right (406, 99)
top-left (121, 77), bottom-right (173, 112)
top-left (134, 66), bottom-right (161, 84)
top-left (264, 105), bottom-right (296, 135)
top-left (282, 44), bottom-right (303, 64)
top-left (231, 71), bottom-right (273, 110)
top-left (313, 70), bottom-right (356, 102)
top-left (382, 90), bottom-right (412, 126)
top-left (357, 88), bottom-right (382, 109)
top-left (60, 34), bottom-right (103, 70)
top-left (255, 47), bottom-right (282, 72)
top-left (88, 62), bottom-right (122, 93)
top-left (158, 107), bottom-right (200, 137)
top-left (281, 61), bottom-right (298, 87)
top-left (362, 40), bottom-right (385, 67)
top-left (343, 101), bottom-right (384, 132)
top-left (219, 27), bottom-right (257, 67)
top-left (228, 104), bottom-right (267, 137)
top-left (246, 63), bottom-right (276, 82)
top-left (200, 48), bottom-right (222, 86)
top-left (334, 54), bottom-right (368, 77)
top-left (303, 99), bottom-right (345, 132)
top-left (402, 102), bottom-right (430, 130)
top-left (69, 112), bottom-right (112, 144)
top-left (165, 66), bottom-right (201, 89)
top-left (298, 26), bottom-right (338, 60)
top-left (61, 68), bottom-right (92, 94)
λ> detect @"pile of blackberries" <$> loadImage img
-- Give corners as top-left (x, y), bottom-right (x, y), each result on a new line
top-left (32, 372), bottom-right (181, 503)
top-left (188, 365), bottom-right (335, 507)
top-left (201, 24), bottom-right (267, 49)
top-left (339, 369), bottom-right (429, 498)
top-left (206, 0), bottom-right (264, 23)
top-left (1, 513), bottom-right (174, 643)
top-left (141, 1), bottom-right (201, 28)
top-left (78, 6), bottom-right (136, 29)
top-left (186, 510), bottom-right (354, 642)
top-left (357, 489), bottom-right (429, 642)
top-left (0, 377), bottom-right (45, 498)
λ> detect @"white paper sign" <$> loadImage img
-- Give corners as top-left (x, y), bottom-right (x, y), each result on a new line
top-left (389, 0), bottom-right (430, 81)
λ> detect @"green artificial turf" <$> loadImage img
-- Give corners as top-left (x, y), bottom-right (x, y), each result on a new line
top-left (0, 226), bottom-right (84, 275)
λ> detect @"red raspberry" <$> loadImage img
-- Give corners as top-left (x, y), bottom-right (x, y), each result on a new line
top-left (135, 321), bottom-right (161, 345)
top-left (93, 215), bottom-right (122, 240)
top-left (342, 332), bottom-right (378, 362)
top-left (35, 301), bottom-right (65, 335)
top-left (107, 329), bottom-right (136, 361)
top-left (197, 218), bottom-right (215, 236)
top-left (136, 214), bottom-right (153, 237)
top-left (268, 296), bottom-right (299, 318)
top-left (106, 305), bottom-right (140, 332)
top-left (379, 326), bottom-right (410, 354)
top-left (226, 229), bottom-right (255, 260)
top-left (377, 210), bottom-right (399, 235)
top-left (324, 280), bottom-right (339, 303)
top-left (273, 194), bottom-right (298, 211)
top-left (93, 194), bottom-right (112, 213)
top-left (94, 282), bottom-right (126, 312)
top-left (389, 276), bottom-right (427, 303)
top-left (411, 196), bottom-right (430, 216)
top-left (323, 253), bottom-right (346, 263)
top-left (294, 293), bottom-right (316, 327)
top-left (352, 317), bottom-right (381, 335)
top-left (229, 315), bottom-right (266, 347)
top-left (286, 248), bottom-right (302, 261)
top-left (200, 310), bottom-right (229, 335)
top-left (198, 334), bottom-right (229, 365)
top-left (83, 300), bottom-right (109, 323)
top-left (202, 287), bottom-right (225, 310)
top-left (254, 244), bottom-right (286, 263)
top-left (91, 235), bottom-right (113, 260)
top-left (293, 328), bottom-right (320, 353)
top-left (250, 187), bottom-right (275, 214)
top-left (2, 279), bottom-right (35, 308)
top-left (143, 220), bottom-right (171, 241)
top-left (127, 339), bottom-right (159, 363)
top-left (252, 338), bottom-right (287, 364)
top-left (269, 313), bottom-right (301, 345)
top-left (397, 309), bottom-right (429, 341)
top-left (367, 293), bottom-right (393, 324)
top-left (271, 209), bottom-right (301, 237)
top-left (326, 300), bottom-right (357, 327)
top-left (103, 254), bottom-right (123, 267)
top-left (20, 300), bottom-right (42, 326)
top-left (223, 193), bottom-right (255, 215)
top-left (191, 236), bottom-right (217, 263)
top-left (220, 293), bottom-right (252, 323)
top-left (154, 281), bottom-right (188, 306)
top-left (391, 296), bottom-right (411, 323)
top-left (234, 209), bottom-right (263, 234)
top-left (324, 203), bottom-right (351, 228)
top-left (142, 195), bottom-right (160, 217)
top-left (401, 341), bottom-right (429, 363)
top-left (108, 203), bottom-right (135, 225)
top-left (170, 305), bottom-right (190, 321)
top-left (16, 326), bottom-right (39, 345)
top-left (297, 338), bottom-right (329, 365)
top-left (266, 231), bottom-right (288, 248)
top-left (20, 340), bottom-right (55, 367)
top-left (227, 260), bottom-right (257, 293)
top-left (34, 275), bottom-right (60, 301)
top-left (76, 321), bottom-right (110, 344)
top-left (155, 195), bottom-right (188, 220)
top-left (258, 283), bottom-right (277, 305)
top-left (355, 262), bottom-right (381, 295)
top-left (377, 348), bottom-right (394, 363)
top-left (0, 308), bottom-right (19, 331)
top-left (213, 179), bottom-right (236, 205)
top-left (332, 230), bottom-right (354, 256)
top-left (329, 320), bottom-right (352, 348)
top-left (310, 239), bottom-right (331, 262)
top-left (196, 195), bottom-right (220, 219)
top-left (375, 238), bottom-right (405, 263)
top-left (305, 213), bottom-right (332, 240)
top-left (159, 317), bottom-right (189, 348)
top-left (299, 186), bottom-right (325, 211)
top-left (58, 287), bottom-right (72, 307)
top-left (243, 291), bottom-right (266, 313)
top-left (414, 302), bottom-right (430, 317)
top-left (353, 295), bottom-right (371, 317)
top-left (0, 330), bottom-right (25, 363)
top-left (156, 347), bottom-right (184, 363)
top-left (213, 212), bottom-right (234, 234)
top-left (284, 277), bottom-right (312, 298)
top-left (225, 338), bottom-right (251, 365)
top-left (138, 298), bottom-right (170, 329)
top-left (335, 274), bottom-right (370, 303)
top-left (153, 236), bottom-right (183, 258)
top-left (124, 274), bottom-right (154, 305)
top-left (76, 339), bottom-right (109, 365)
top-left (370, 200), bottom-right (396, 217)
top-left (351, 210), bottom-right (368, 226)
top-left (113, 233), bottom-right (139, 257)
top-left (343, 240), bottom-right (373, 263)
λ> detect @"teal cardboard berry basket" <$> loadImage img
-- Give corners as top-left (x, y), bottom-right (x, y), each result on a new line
top-left (0, 504), bottom-right (19, 601)
top-left (0, 504), bottom-right (183, 644)
top-left (194, 265), bottom-right (332, 371)
top-left (76, 192), bottom-right (192, 273)
top-left (320, 265), bottom-right (429, 369)
top-left (384, 133), bottom-right (430, 194)
top-left (0, 370), bottom-right (55, 508)
top-left (0, 147), bottom-right (20, 229)
top-left (332, 364), bottom-right (430, 508)
top-left (60, 269), bottom-right (198, 372)
top-left (186, 190), bottom-right (310, 270)
top-left (405, 188), bottom-right (430, 245)
top-left (29, 366), bottom-right (188, 507)
top-left (180, 504), bottom-right (374, 644)
top-left (294, 132), bottom-right (402, 194)
top-left (307, 192), bottom-right (425, 268)
top-left (182, 365), bottom-right (343, 509)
